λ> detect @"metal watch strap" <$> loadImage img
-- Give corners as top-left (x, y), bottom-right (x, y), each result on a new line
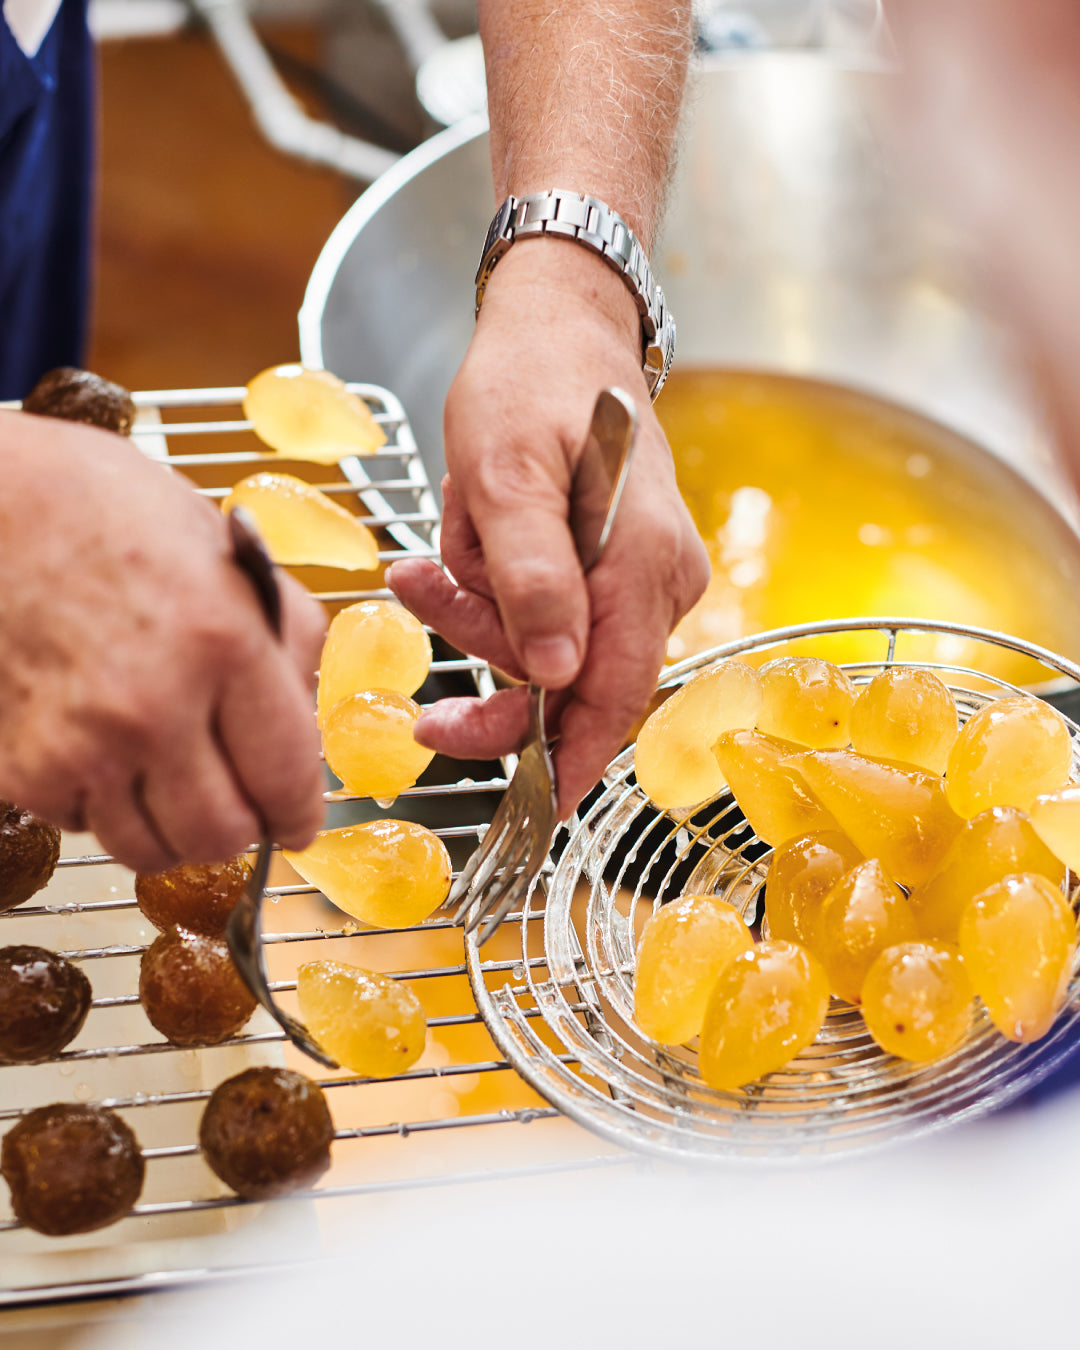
top-left (474, 190), bottom-right (675, 400)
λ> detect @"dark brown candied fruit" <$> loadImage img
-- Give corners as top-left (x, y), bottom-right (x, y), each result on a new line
top-left (22, 366), bottom-right (136, 435)
top-left (199, 1066), bottom-right (333, 1200)
top-left (0, 801), bottom-right (61, 913)
top-left (135, 856), bottom-right (253, 938)
top-left (0, 947), bottom-right (92, 1063)
top-left (139, 928), bottom-right (256, 1046)
top-left (1, 1103), bottom-right (144, 1235)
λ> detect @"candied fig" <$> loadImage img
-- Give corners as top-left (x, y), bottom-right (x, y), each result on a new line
top-left (0, 947), bottom-right (92, 1063)
top-left (139, 928), bottom-right (256, 1046)
top-left (135, 857), bottom-right (252, 938)
top-left (1, 1103), bottom-right (144, 1235)
top-left (0, 801), bottom-right (61, 913)
top-left (22, 366), bottom-right (136, 434)
top-left (199, 1066), bottom-right (333, 1200)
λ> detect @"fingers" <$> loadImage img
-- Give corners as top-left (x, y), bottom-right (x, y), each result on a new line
top-left (413, 686), bottom-right (531, 761)
top-left (386, 559), bottom-right (525, 678)
top-left (277, 569), bottom-right (327, 696)
top-left (82, 774), bottom-right (180, 875)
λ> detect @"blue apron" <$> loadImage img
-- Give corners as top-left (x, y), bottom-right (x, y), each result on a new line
top-left (0, 0), bottom-right (92, 399)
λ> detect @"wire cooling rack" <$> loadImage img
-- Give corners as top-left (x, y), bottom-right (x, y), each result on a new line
top-left (467, 618), bottom-right (1080, 1164)
top-left (0, 385), bottom-right (620, 1309)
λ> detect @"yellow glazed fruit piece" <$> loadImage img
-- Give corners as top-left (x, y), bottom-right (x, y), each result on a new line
top-left (764, 830), bottom-right (863, 948)
top-left (712, 730), bottom-right (839, 846)
top-left (322, 690), bottom-right (434, 799)
top-left (791, 750), bottom-right (962, 890)
top-left (297, 960), bottom-right (426, 1076)
top-left (318, 601), bottom-right (432, 724)
top-left (861, 942), bottom-right (973, 1062)
top-left (848, 667), bottom-right (958, 775)
top-left (755, 656), bottom-right (856, 749)
top-left (958, 872), bottom-right (1076, 1043)
top-left (634, 662), bottom-right (761, 810)
top-left (222, 472), bottom-right (378, 571)
top-left (945, 695), bottom-right (1072, 818)
top-left (244, 364), bottom-right (386, 464)
top-left (633, 894), bottom-right (754, 1045)
top-left (1030, 785), bottom-right (1080, 874)
top-left (908, 806), bottom-right (1066, 943)
top-left (699, 940), bottom-right (829, 1090)
top-left (814, 859), bottom-right (919, 1004)
top-left (284, 821), bottom-right (451, 929)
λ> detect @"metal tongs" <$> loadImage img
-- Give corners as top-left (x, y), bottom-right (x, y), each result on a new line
top-left (450, 387), bottom-right (638, 944)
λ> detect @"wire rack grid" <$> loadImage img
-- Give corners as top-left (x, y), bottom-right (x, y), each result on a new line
top-left (0, 384), bottom-right (620, 1309)
top-left (466, 618), bottom-right (1080, 1164)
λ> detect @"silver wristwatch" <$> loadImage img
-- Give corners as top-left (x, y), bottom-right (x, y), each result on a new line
top-left (474, 189), bottom-right (676, 400)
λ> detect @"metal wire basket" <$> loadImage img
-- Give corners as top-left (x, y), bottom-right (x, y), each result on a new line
top-left (467, 618), bottom-right (1080, 1163)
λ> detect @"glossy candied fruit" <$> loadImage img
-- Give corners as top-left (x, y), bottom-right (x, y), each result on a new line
top-left (712, 729), bottom-right (839, 846)
top-left (814, 859), bottom-right (919, 1004)
top-left (958, 872), bottom-right (1076, 1043)
top-left (284, 820), bottom-right (451, 929)
top-left (317, 601), bottom-right (432, 724)
top-left (791, 749), bottom-right (961, 890)
top-left (848, 666), bottom-right (958, 775)
top-left (22, 366), bottom-right (135, 435)
top-left (0, 801), bottom-right (61, 913)
top-left (908, 806), bottom-right (1065, 943)
top-left (222, 472), bottom-right (378, 571)
top-left (634, 661), bottom-right (762, 810)
top-left (297, 960), bottom-right (426, 1077)
top-left (139, 928), bottom-right (256, 1047)
top-left (945, 695), bottom-right (1072, 818)
top-left (244, 364), bottom-right (386, 463)
top-left (1029, 785), bottom-right (1080, 874)
top-left (135, 855), bottom-right (252, 938)
top-left (321, 689), bottom-right (435, 800)
top-left (764, 830), bottom-right (863, 948)
top-left (861, 941), bottom-right (973, 1061)
top-left (633, 894), bottom-right (753, 1044)
top-left (1, 1103), bottom-right (144, 1236)
top-left (755, 656), bottom-right (856, 750)
top-left (0, 946), bottom-right (92, 1064)
top-left (199, 1067), bottom-right (333, 1200)
top-left (699, 940), bottom-right (829, 1090)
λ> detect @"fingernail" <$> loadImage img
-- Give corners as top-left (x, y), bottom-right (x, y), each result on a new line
top-left (523, 637), bottom-right (579, 687)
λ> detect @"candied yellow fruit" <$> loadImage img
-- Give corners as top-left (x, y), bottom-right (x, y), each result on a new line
top-left (244, 364), bottom-right (386, 464)
top-left (861, 942), bottom-right (973, 1061)
top-left (284, 821), bottom-right (451, 929)
top-left (322, 690), bottom-right (434, 799)
top-left (945, 695), bottom-right (1072, 818)
top-left (712, 729), bottom-right (838, 846)
top-left (635, 662), bottom-right (761, 810)
top-left (755, 657), bottom-right (856, 749)
top-left (223, 473), bottom-right (378, 571)
top-left (814, 859), bottom-right (918, 1004)
top-left (791, 750), bottom-right (961, 890)
top-left (699, 940), bottom-right (829, 1090)
top-left (848, 667), bottom-right (958, 775)
top-left (764, 830), bottom-right (863, 948)
top-left (1030, 786), bottom-right (1080, 874)
top-left (318, 601), bottom-right (432, 725)
top-left (958, 873), bottom-right (1076, 1043)
top-left (908, 806), bottom-right (1065, 943)
top-left (297, 960), bottom-right (426, 1076)
top-left (633, 894), bottom-right (753, 1044)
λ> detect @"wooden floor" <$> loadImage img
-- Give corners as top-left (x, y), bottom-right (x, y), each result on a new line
top-left (88, 25), bottom-right (357, 392)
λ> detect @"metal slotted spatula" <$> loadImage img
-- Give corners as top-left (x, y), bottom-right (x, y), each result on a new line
top-left (451, 386), bottom-right (639, 945)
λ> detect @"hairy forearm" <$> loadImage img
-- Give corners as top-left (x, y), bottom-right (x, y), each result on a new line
top-left (478, 0), bottom-right (692, 246)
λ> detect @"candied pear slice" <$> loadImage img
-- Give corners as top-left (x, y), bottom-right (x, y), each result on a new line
top-left (223, 472), bottom-right (379, 571)
top-left (1029, 786), bottom-right (1080, 874)
top-left (297, 960), bottom-right (426, 1076)
top-left (244, 364), bottom-right (386, 464)
top-left (764, 829), bottom-right (863, 948)
top-left (712, 730), bottom-right (839, 847)
top-left (790, 749), bottom-right (962, 890)
top-left (756, 656), bottom-right (856, 749)
top-left (815, 859), bottom-right (919, 1004)
top-left (848, 667), bottom-right (958, 775)
top-left (635, 661), bottom-right (762, 810)
top-left (322, 690), bottom-right (435, 799)
top-left (909, 806), bottom-right (1066, 943)
top-left (945, 695), bottom-right (1072, 818)
top-left (861, 942), bottom-right (973, 1062)
top-left (317, 601), bottom-right (432, 724)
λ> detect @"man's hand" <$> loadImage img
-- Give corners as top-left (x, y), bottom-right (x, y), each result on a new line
top-left (388, 242), bottom-right (709, 817)
top-left (0, 411), bottom-right (326, 871)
